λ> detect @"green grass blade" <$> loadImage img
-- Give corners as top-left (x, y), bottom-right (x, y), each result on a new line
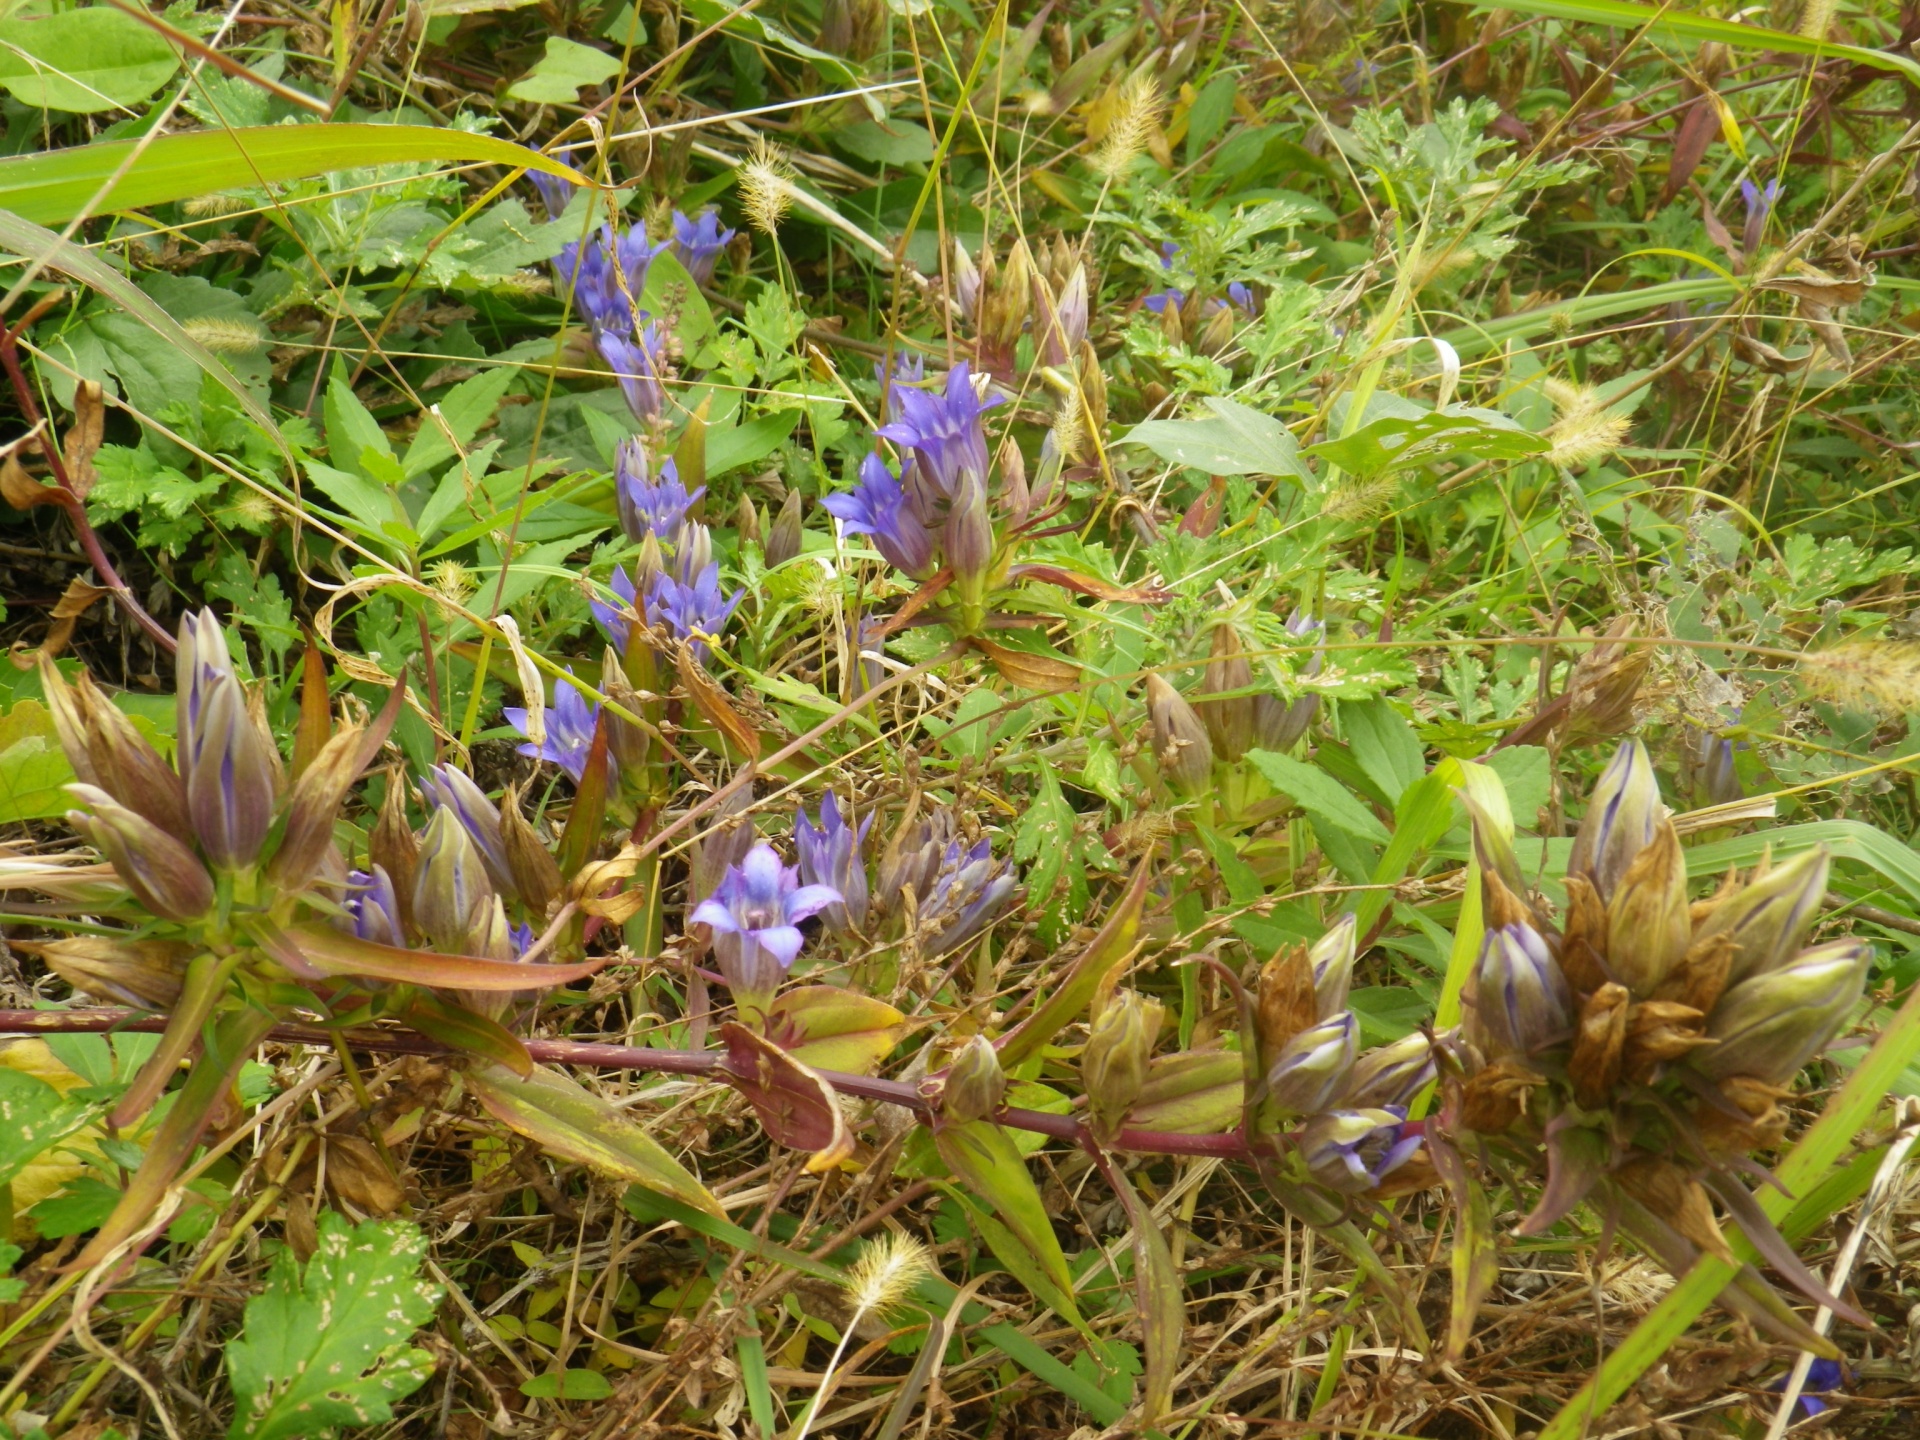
top-left (1536, 979), bottom-right (1920, 1439)
top-left (1447, 0), bottom-right (1920, 85)
top-left (0, 124), bottom-right (589, 225)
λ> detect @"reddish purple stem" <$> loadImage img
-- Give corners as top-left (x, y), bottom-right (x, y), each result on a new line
top-left (0, 1008), bottom-right (1254, 1159)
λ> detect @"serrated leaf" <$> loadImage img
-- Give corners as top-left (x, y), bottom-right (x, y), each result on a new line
top-left (225, 1212), bottom-right (441, 1440)
top-left (1121, 396), bottom-right (1309, 480)
top-left (466, 1062), bottom-right (723, 1218)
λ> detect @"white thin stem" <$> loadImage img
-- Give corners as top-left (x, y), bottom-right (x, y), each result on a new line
top-left (789, 1306), bottom-right (866, 1440)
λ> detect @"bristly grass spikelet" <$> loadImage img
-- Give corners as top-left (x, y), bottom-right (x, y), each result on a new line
top-left (182, 192), bottom-right (249, 218)
top-left (1798, 641), bottom-right (1920, 715)
top-left (1543, 379), bottom-right (1630, 468)
top-left (847, 1230), bottom-right (933, 1316)
top-left (739, 138), bottom-right (797, 237)
top-left (1322, 474), bottom-right (1399, 522)
top-left (180, 317), bottom-right (268, 354)
top-left (1092, 74), bottom-right (1163, 181)
top-left (1798, 0), bottom-right (1836, 38)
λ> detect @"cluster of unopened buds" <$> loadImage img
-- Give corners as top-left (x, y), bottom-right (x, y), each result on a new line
top-left (1451, 738), bottom-right (1870, 1347)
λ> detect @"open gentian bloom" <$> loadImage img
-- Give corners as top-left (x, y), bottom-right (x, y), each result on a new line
top-left (670, 208), bottom-right (735, 285)
top-left (1298, 1107), bottom-right (1425, 1194)
top-left (597, 322), bottom-right (668, 424)
top-left (615, 441), bottom-right (703, 547)
top-left (1769, 1358), bottom-right (1844, 1418)
top-left (592, 566), bottom-right (641, 655)
top-left (795, 792), bottom-right (872, 933)
top-left (821, 453), bottom-right (937, 578)
top-left (556, 220), bottom-right (668, 334)
top-left (691, 842), bottom-right (842, 1017)
top-left (507, 674), bottom-right (603, 783)
top-left (646, 563), bottom-right (743, 662)
top-left (876, 361), bottom-right (1000, 500)
top-left (1143, 289), bottom-right (1185, 314)
top-left (342, 866), bottom-right (404, 948)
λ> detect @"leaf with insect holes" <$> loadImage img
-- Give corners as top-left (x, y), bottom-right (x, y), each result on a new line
top-left (0, 1067), bottom-right (94, 1187)
top-left (224, 1212), bottom-right (440, 1440)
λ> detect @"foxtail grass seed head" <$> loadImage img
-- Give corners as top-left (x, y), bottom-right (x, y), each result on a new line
top-left (180, 317), bottom-right (268, 354)
top-left (1798, 641), bottom-right (1920, 716)
top-left (739, 139), bottom-right (796, 237)
top-left (1322, 474), bottom-right (1399, 522)
top-left (182, 191), bottom-right (250, 217)
top-left (848, 1231), bottom-right (934, 1316)
top-left (1092, 73), bottom-right (1163, 180)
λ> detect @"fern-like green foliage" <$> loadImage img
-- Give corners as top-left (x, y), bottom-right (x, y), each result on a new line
top-left (225, 1212), bottom-right (442, 1440)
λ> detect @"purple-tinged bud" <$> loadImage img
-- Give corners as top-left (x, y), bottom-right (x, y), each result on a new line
top-left (1200, 626), bottom-right (1256, 762)
top-left (1468, 923), bottom-right (1573, 1062)
top-left (951, 236), bottom-right (982, 320)
top-left (369, 771), bottom-right (419, 931)
top-left (944, 470), bottom-right (994, 607)
top-left (941, 1035), bottom-right (1006, 1125)
top-left (1252, 609), bottom-right (1324, 752)
top-left (916, 836), bottom-right (1017, 958)
top-left (411, 806), bottom-right (494, 955)
top-left (1696, 724), bottom-right (1744, 807)
top-left (794, 791), bottom-right (871, 933)
top-left (65, 783), bottom-right (215, 922)
top-left (183, 676), bottom-right (277, 872)
top-left (1568, 739), bottom-right (1663, 903)
top-left (1345, 1031), bottom-right (1440, 1109)
top-left (1033, 263), bottom-right (1088, 367)
top-left (420, 764), bottom-right (514, 899)
top-left (342, 865), bottom-right (405, 949)
top-left (1604, 818), bottom-right (1691, 998)
top-left (500, 784), bottom-right (563, 917)
top-left (41, 655), bottom-right (191, 845)
top-left (1696, 940), bottom-right (1868, 1085)
top-left (1309, 913), bottom-right (1357, 1021)
top-left (1146, 674), bottom-right (1214, 795)
top-left (1084, 990), bottom-right (1160, 1144)
top-left (269, 720), bottom-right (376, 893)
top-left (175, 608), bottom-right (237, 752)
top-left (37, 935), bottom-right (192, 1010)
top-left (1262, 1011), bottom-right (1357, 1115)
top-left (1298, 1107), bottom-right (1424, 1194)
top-left (1693, 846), bottom-right (1830, 987)
top-left (766, 489), bottom-right (804, 567)
top-left (600, 649), bottom-right (654, 777)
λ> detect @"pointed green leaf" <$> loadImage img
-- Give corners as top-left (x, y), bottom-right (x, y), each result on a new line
top-left (933, 1120), bottom-right (1075, 1308)
top-left (998, 860), bottom-right (1150, 1069)
top-left (764, 985), bottom-right (908, 1075)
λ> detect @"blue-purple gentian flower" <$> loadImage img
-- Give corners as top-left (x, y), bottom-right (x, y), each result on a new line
top-left (646, 563), bottom-right (743, 662)
top-left (670, 209), bottom-right (735, 286)
top-left (1769, 1358), bottom-right (1844, 1418)
top-left (615, 441), bottom-right (703, 547)
top-left (597, 322), bottom-right (668, 425)
top-left (343, 865), bottom-right (404, 948)
top-left (507, 673), bottom-right (603, 783)
top-left (795, 792), bottom-right (872, 934)
top-left (821, 453), bottom-right (938, 578)
top-left (692, 842), bottom-right (842, 1013)
top-left (875, 360), bottom-right (1000, 501)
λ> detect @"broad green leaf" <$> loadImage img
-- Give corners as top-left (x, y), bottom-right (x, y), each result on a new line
top-left (934, 1120), bottom-right (1080, 1318)
top-left (401, 366), bottom-right (520, 478)
top-left (765, 986), bottom-right (907, 1075)
top-left (681, 0), bottom-right (859, 85)
top-left (225, 1212), bottom-right (441, 1440)
top-left (519, 1369), bottom-right (615, 1400)
top-left (0, 699), bottom-right (76, 822)
top-left (999, 861), bottom-right (1150, 1068)
top-left (1687, 819), bottom-right (1920, 909)
top-left (506, 37), bottom-right (623, 104)
top-left (835, 118), bottom-right (937, 166)
top-left (1121, 396), bottom-right (1309, 480)
top-left (1247, 749), bottom-right (1393, 844)
top-left (1343, 696), bottom-right (1426, 802)
top-left (325, 374), bottom-right (395, 480)
top-left (0, 6), bottom-right (179, 113)
top-left (0, 124), bottom-right (589, 226)
top-left (703, 410), bottom-right (798, 476)
top-left (0, 1067), bottom-right (94, 1186)
top-left (1304, 404), bottom-right (1547, 477)
top-left (466, 1062), bottom-right (724, 1218)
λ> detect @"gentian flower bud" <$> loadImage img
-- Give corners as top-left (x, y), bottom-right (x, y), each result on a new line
top-left (1262, 1011), bottom-right (1357, 1115)
top-left (1297, 1107), bottom-right (1424, 1194)
top-left (1075, 339), bottom-right (1108, 447)
top-left (691, 787), bottom-right (757, 903)
top-left (37, 935), bottom-right (192, 1011)
top-left (1345, 1032), bottom-right (1439, 1109)
top-left (370, 772), bottom-right (419, 928)
top-left (794, 791), bottom-right (871, 933)
top-left (1692, 845), bottom-right (1829, 986)
top-left (1146, 674), bottom-right (1214, 795)
top-left (1033, 263), bottom-right (1088, 367)
top-left (500, 784), bottom-right (563, 917)
top-left (1309, 913), bottom-right (1357, 1020)
top-left (1083, 990), bottom-right (1160, 1143)
top-left (941, 1035), bottom-right (1006, 1125)
top-left (951, 236), bottom-right (982, 319)
top-left (65, 783), bottom-right (215, 922)
top-left (1604, 819), bottom-right (1692, 998)
top-left (1252, 609), bottom-right (1323, 752)
top-left (1469, 923), bottom-right (1573, 1062)
top-left (944, 470), bottom-right (995, 622)
top-left (175, 608), bottom-right (236, 748)
top-left (1200, 626), bottom-right (1256, 762)
top-left (342, 865), bottom-right (405, 949)
top-left (690, 842), bottom-right (841, 1020)
top-left (1695, 723), bottom-right (1744, 806)
top-left (765, 490), bottom-right (804, 567)
top-left (420, 764), bottom-right (514, 898)
top-left (183, 675), bottom-right (277, 872)
top-left (600, 651), bottom-right (654, 777)
top-left (1567, 739), bottom-right (1663, 903)
top-left (1696, 940), bottom-right (1868, 1084)
top-left (412, 807), bottom-right (494, 954)
top-left (915, 836), bottom-right (1017, 958)
top-left (979, 238), bottom-right (1034, 365)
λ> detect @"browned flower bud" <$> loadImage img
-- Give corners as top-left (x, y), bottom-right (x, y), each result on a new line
top-left (941, 1035), bottom-right (1006, 1125)
top-left (43, 656), bottom-right (194, 845)
top-left (1200, 626), bottom-right (1255, 762)
top-left (33, 936), bottom-right (193, 1010)
top-left (1614, 1156), bottom-right (1734, 1263)
top-left (1622, 999), bottom-right (1711, 1083)
top-left (982, 238), bottom-right (1035, 359)
top-left (1557, 874), bottom-right (1612, 994)
top-left (1146, 673), bottom-right (1213, 795)
top-left (734, 494), bottom-right (764, 552)
top-left (1193, 305), bottom-right (1237, 358)
top-left (1569, 982), bottom-right (1629, 1109)
top-left (267, 720), bottom-right (371, 893)
top-left (1557, 622), bottom-right (1650, 746)
top-left (601, 649), bottom-right (654, 776)
top-left (369, 767), bottom-right (420, 931)
top-left (765, 490), bottom-right (804, 567)
top-left (1255, 941), bottom-right (1318, 1074)
top-left (1605, 820), bottom-right (1692, 998)
top-left (500, 783), bottom-right (563, 917)
top-left (65, 784), bottom-right (215, 922)
top-left (1457, 1059), bottom-right (1540, 1133)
